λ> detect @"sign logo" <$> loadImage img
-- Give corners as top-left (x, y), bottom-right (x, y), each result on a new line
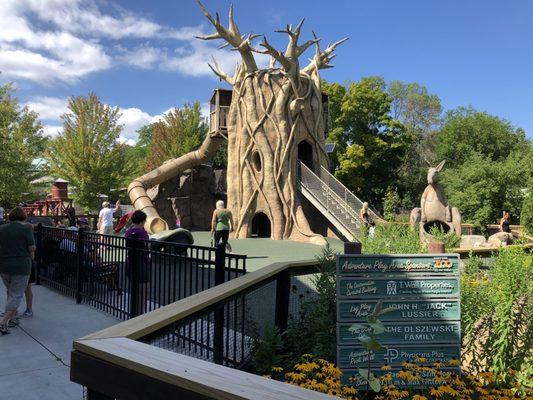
top-left (384, 347), bottom-right (399, 363)
top-left (387, 280), bottom-right (397, 295)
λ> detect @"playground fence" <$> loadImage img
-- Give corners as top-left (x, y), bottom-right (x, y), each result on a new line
top-left (34, 225), bottom-right (247, 320)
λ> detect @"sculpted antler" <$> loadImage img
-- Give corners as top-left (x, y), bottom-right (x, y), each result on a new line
top-left (196, 1), bottom-right (259, 80)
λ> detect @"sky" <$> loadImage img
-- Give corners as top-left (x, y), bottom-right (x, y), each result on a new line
top-left (1, 0), bottom-right (532, 144)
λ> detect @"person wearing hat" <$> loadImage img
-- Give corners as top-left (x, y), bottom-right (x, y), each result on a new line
top-left (97, 200), bottom-right (121, 235)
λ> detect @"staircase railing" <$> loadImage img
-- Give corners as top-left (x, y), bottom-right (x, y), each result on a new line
top-left (297, 162), bottom-right (360, 236)
top-left (318, 165), bottom-right (381, 221)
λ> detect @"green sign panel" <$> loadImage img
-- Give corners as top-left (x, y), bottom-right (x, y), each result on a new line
top-left (338, 299), bottom-right (460, 322)
top-left (338, 277), bottom-right (459, 299)
top-left (340, 367), bottom-right (460, 388)
top-left (337, 254), bottom-right (459, 275)
top-left (337, 344), bottom-right (460, 368)
top-left (338, 321), bottom-right (461, 345)
top-left (336, 253), bottom-right (461, 384)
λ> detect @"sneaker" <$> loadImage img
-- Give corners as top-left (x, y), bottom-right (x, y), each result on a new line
top-left (7, 318), bottom-right (19, 328)
top-left (0, 324), bottom-right (9, 335)
top-left (20, 310), bottom-right (33, 318)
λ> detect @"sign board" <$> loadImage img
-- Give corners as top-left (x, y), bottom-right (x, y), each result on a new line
top-left (341, 367), bottom-right (458, 388)
top-left (336, 253), bottom-right (461, 386)
top-left (338, 299), bottom-right (460, 322)
top-left (337, 277), bottom-right (460, 299)
top-left (338, 321), bottom-right (461, 345)
top-left (338, 344), bottom-right (460, 368)
top-left (337, 254), bottom-right (459, 275)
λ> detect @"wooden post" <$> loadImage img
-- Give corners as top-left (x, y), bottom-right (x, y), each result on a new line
top-left (428, 242), bottom-right (445, 254)
top-left (344, 241), bottom-right (362, 255)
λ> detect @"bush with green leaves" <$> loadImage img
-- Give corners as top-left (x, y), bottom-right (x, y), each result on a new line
top-left (521, 191), bottom-right (533, 235)
top-left (358, 223), bottom-right (424, 254)
top-left (428, 224), bottom-right (461, 249)
top-left (382, 187), bottom-right (401, 221)
top-left (461, 246), bottom-right (532, 378)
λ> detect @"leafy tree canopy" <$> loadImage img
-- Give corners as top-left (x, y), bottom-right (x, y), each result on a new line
top-left (47, 93), bottom-right (129, 210)
top-left (437, 107), bottom-right (529, 166)
top-left (323, 77), bottom-right (410, 207)
top-left (145, 102), bottom-right (207, 170)
top-left (0, 83), bottom-right (47, 207)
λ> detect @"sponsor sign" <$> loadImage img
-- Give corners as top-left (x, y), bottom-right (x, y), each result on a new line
top-left (337, 344), bottom-right (460, 368)
top-left (337, 254), bottom-right (459, 275)
top-left (336, 253), bottom-right (461, 387)
top-left (337, 321), bottom-right (461, 345)
top-left (337, 299), bottom-right (460, 322)
top-left (337, 277), bottom-right (459, 299)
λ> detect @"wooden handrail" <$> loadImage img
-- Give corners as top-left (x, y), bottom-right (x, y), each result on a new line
top-left (73, 338), bottom-right (336, 400)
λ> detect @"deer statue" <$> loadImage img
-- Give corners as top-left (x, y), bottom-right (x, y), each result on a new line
top-left (410, 160), bottom-right (462, 243)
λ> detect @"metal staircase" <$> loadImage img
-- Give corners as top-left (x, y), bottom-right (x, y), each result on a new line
top-left (296, 161), bottom-right (380, 241)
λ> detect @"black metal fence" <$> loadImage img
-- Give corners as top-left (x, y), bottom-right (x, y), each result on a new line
top-left (140, 263), bottom-right (318, 369)
top-left (35, 226), bottom-right (246, 320)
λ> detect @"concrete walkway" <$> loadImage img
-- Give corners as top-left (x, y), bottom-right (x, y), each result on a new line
top-left (0, 284), bottom-right (118, 400)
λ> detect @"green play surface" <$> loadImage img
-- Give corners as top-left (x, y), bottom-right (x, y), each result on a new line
top-left (190, 231), bottom-right (344, 271)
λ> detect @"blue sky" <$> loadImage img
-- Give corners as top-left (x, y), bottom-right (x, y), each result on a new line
top-left (1, 0), bottom-right (532, 143)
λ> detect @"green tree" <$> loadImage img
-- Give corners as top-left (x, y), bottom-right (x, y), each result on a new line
top-left (388, 81), bottom-right (442, 208)
top-left (0, 83), bottom-right (47, 206)
top-left (124, 123), bottom-right (154, 178)
top-left (47, 93), bottom-right (129, 210)
top-left (437, 107), bottom-right (528, 167)
top-left (327, 77), bottom-right (409, 207)
top-left (145, 102), bottom-right (207, 170)
top-left (436, 107), bottom-right (531, 227)
top-left (441, 151), bottom-right (530, 228)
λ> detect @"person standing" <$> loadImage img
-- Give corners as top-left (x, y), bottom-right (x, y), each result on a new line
top-left (65, 201), bottom-right (76, 227)
top-left (0, 207), bottom-right (35, 335)
top-left (499, 211), bottom-right (512, 234)
top-left (97, 200), bottom-right (121, 235)
top-left (211, 200), bottom-right (233, 253)
top-left (359, 202), bottom-right (371, 227)
top-left (125, 211), bottom-right (150, 315)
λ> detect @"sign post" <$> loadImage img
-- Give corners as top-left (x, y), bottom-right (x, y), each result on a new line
top-left (336, 253), bottom-right (461, 387)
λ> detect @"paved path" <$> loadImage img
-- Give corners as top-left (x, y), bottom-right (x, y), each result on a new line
top-left (0, 284), bottom-right (118, 400)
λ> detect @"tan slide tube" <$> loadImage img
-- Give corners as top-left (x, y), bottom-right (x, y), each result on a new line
top-left (128, 135), bottom-right (224, 234)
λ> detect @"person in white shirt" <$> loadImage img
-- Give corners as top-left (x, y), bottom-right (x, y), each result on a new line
top-left (0, 206), bottom-right (5, 222)
top-left (97, 200), bottom-right (120, 235)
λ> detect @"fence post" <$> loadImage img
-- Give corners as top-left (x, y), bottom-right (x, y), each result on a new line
top-left (129, 237), bottom-right (140, 318)
top-left (213, 243), bottom-right (226, 364)
top-left (75, 228), bottom-right (85, 303)
top-left (214, 243), bottom-right (226, 285)
top-left (274, 270), bottom-right (291, 331)
top-left (35, 223), bottom-right (42, 285)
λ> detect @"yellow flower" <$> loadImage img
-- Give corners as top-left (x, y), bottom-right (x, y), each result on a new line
top-left (412, 395), bottom-right (428, 400)
top-left (415, 356), bottom-right (427, 363)
top-left (272, 366), bottom-right (283, 373)
top-left (381, 364), bottom-right (392, 371)
top-left (341, 386), bottom-right (358, 395)
top-left (447, 358), bottom-right (460, 366)
top-left (430, 386), bottom-right (445, 398)
top-left (302, 353), bottom-right (313, 358)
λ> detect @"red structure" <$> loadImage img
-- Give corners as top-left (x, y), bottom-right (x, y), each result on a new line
top-left (23, 178), bottom-right (72, 216)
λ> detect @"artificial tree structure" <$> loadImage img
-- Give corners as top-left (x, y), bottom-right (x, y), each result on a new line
top-left (197, 1), bottom-right (347, 244)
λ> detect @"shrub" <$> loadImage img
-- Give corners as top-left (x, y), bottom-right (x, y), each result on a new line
top-left (520, 191), bottom-right (533, 235)
top-left (358, 223), bottom-right (424, 254)
top-left (461, 246), bottom-right (533, 377)
top-left (428, 224), bottom-right (461, 249)
top-left (382, 187), bottom-right (401, 221)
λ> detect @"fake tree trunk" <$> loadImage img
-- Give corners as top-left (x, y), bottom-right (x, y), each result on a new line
top-left (197, 1), bottom-right (347, 244)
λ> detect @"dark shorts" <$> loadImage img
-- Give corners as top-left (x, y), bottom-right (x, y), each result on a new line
top-left (214, 230), bottom-right (230, 245)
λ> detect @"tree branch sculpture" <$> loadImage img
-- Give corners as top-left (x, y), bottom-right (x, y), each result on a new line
top-left (196, 1), bottom-right (347, 243)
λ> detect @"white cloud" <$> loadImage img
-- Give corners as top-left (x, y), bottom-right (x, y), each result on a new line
top-left (24, 96), bottom-right (68, 120)
top-left (41, 124), bottom-right (62, 137)
top-left (0, 0), bottom-right (269, 85)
